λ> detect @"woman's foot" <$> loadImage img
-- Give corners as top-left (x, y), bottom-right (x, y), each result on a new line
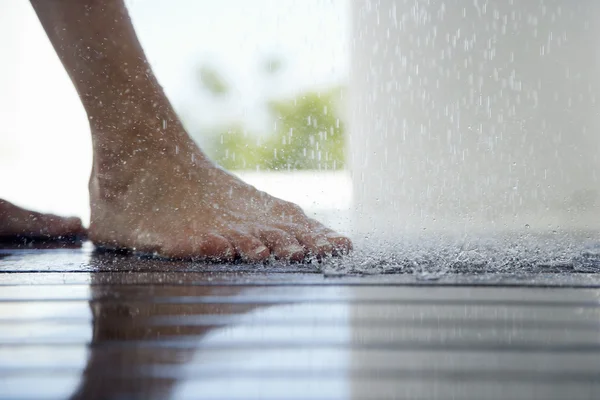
top-left (0, 199), bottom-right (85, 240)
top-left (29, 0), bottom-right (352, 262)
top-left (89, 129), bottom-right (352, 262)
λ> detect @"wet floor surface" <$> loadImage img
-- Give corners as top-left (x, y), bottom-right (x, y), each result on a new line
top-left (2, 243), bottom-right (600, 399)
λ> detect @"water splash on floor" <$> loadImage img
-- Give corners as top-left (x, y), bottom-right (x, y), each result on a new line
top-left (321, 231), bottom-right (600, 278)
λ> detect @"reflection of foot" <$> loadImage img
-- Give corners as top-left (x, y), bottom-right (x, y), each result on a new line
top-left (89, 131), bottom-right (352, 262)
top-left (0, 199), bottom-right (85, 240)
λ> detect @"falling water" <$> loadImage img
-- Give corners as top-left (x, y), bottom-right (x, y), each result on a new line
top-left (346, 0), bottom-right (600, 276)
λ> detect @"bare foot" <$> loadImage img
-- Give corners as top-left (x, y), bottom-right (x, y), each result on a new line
top-left (88, 126), bottom-right (353, 262)
top-left (27, 0), bottom-right (351, 262)
top-left (0, 199), bottom-right (85, 240)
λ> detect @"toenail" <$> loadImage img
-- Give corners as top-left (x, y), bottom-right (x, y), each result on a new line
top-left (283, 244), bottom-right (304, 254)
top-left (316, 239), bottom-right (333, 248)
top-left (254, 245), bottom-right (268, 255)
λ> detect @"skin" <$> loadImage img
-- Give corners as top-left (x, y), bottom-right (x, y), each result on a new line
top-left (0, 199), bottom-right (85, 240)
top-left (0, 0), bottom-right (352, 261)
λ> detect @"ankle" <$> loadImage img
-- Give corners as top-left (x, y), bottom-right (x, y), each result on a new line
top-left (89, 132), bottom-right (211, 201)
top-left (88, 103), bottom-right (185, 165)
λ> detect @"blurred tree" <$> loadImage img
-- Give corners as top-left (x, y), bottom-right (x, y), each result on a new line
top-left (210, 125), bottom-right (265, 170)
top-left (196, 61), bottom-right (346, 171)
top-left (262, 87), bottom-right (346, 170)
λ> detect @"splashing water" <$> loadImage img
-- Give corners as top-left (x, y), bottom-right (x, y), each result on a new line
top-left (321, 231), bottom-right (600, 278)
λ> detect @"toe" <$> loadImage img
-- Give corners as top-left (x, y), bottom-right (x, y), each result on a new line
top-left (278, 223), bottom-right (333, 257)
top-left (306, 220), bottom-right (353, 255)
top-left (60, 217), bottom-right (86, 237)
top-left (324, 232), bottom-right (353, 255)
top-left (35, 214), bottom-right (85, 238)
top-left (197, 233), bottom-right (236, 261)
top-left (224, 230), bottom-right (270, 262)
top-left (162, 233), bottom-right (235, 261)
top-left (258, 228), bottom-right (305, 261)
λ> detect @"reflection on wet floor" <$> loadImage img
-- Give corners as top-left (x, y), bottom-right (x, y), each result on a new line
top-left (1, 244), bottom-right (600, 399)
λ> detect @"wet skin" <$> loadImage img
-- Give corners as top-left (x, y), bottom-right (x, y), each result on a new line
top-left (0, 0), bottom-right (352, 261)
top-left (0, 200), bottom-right (85, 241)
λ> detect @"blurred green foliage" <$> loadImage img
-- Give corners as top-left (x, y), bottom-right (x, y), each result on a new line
top-left (198, 64), bottom-right (346, 171)
top-left (211, 88), bottom-right (346, 171)
top-left (197, 65), bottom-right (229, 96)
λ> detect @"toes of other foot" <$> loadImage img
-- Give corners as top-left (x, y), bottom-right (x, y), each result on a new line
top-left (60, 217), bottom-right (86, 237)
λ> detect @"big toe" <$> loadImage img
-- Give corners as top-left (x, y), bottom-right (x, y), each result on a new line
top-left (308, 220), bottom-right (352, 255)
top-left (324, 231), bottom-right (353, 255)
top-left (280, 220), bottom-right (353, 257)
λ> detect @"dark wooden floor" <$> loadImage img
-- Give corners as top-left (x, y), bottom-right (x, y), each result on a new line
top-left (2, 242), bottom-right (600, 400)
